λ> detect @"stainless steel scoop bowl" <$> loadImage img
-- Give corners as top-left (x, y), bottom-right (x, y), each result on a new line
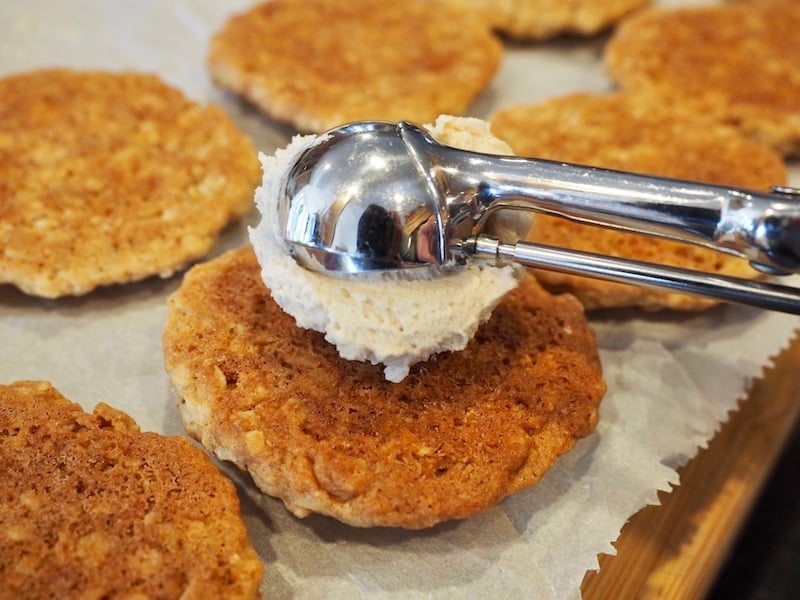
top-left (279, 120), bottom-right (800, 314)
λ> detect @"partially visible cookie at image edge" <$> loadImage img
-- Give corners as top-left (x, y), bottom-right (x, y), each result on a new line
top-left (442, 0), bottom-right (649, 40)
top-left (207, 0), bottom-right (502, 133)
top-left (604, 1), bottom-right (800, 156)
top-left (0, 380), bottom-right (264, 599)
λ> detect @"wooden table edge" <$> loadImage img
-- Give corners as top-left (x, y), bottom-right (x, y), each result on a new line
top-left (581, 331), bottom-right (800, 599)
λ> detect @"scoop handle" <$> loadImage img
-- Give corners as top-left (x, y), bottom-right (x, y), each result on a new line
top-left (461, 236), bottom-right (800, 315)
top-left (403, 122), bottom-right (800, 274)
top-left (464, 152), bottom-right (800, 275)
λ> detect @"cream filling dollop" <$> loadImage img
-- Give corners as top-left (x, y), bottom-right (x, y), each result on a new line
top-left (249, 116), bottom-right (529, 382)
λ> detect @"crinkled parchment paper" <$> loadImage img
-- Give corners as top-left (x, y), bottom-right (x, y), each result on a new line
top-left (1, 1), bottom-right (798, 598)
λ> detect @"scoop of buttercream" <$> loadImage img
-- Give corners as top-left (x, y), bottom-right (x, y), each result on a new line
top-left (249, 116), bottom-right (529, 382)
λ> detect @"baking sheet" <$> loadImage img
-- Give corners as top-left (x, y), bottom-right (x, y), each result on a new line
top-left (1, 1), bottom-right (798, 598)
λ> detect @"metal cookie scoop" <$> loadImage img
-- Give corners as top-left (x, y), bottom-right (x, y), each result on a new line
top-left (279, 120), bottom-right (800, 314)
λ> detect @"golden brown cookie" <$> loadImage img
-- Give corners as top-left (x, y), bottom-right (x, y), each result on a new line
top-left (489, 92), bottom-right (787, 311)
top-left (163, 246), bottom-right (605, 529)
top-left (604, 2), bottom-right (800, 156)
top-left (0, 380), bottom-right (263, 598)
top-left (442, 0), bottom-right (649, 40)
top-left (207, 0), bottom-right (502, 133)
top-left (0, 69), bottom-right (260, 298)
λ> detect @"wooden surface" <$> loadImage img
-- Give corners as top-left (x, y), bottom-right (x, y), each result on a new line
top-left (581, 332), bottom-right (800, 600)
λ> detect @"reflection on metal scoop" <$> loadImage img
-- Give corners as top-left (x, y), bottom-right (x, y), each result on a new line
top-left (279, 120), bottom-right (800, 314)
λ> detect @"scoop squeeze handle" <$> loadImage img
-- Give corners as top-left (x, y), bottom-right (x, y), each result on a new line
top-left (460, 236), bottom-right (800, 315)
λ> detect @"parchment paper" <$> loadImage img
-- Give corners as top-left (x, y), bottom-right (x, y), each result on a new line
top-left (1, 1), bottom-right (798, 598)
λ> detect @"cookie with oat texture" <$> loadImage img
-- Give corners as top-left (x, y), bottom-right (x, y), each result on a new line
top-left (604, 2), bottom-right (800, 156)
top-left (207, 0), bottom-right (502, 133)
top-left (0, 380), bottom-right (263, 598)
top-left (163, 246), bottom-right (605, 529)
top-left (0, 69), bottom-right (259, 298)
